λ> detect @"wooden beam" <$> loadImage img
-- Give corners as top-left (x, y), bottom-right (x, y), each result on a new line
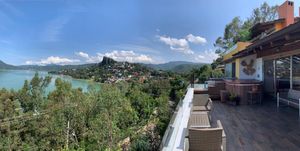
top-left (257, 41), bottom-right (300, 58)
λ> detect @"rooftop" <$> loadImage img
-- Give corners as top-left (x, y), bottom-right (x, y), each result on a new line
top-left (161, 87), bottom-right (300, 151)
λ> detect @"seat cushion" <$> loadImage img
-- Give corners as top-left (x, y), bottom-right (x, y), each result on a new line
top-left (193, 94), bottom-right (209, 106)
top-left (192, 106), bottom-right (210, 111)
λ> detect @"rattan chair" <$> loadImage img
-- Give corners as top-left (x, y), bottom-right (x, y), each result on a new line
top-left (193, 94), bottom-right (209, 106)
top-left (192, 98), bottom-right (213, 112)
top-left (185, 120), bottom-right (226, 151)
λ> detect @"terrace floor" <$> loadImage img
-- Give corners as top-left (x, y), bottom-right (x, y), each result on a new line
top-left (211, 98), bottom-right (300, 151)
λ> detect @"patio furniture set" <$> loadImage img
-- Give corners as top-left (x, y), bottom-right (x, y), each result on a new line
top-left (184, 94), bottom-right (226, 151)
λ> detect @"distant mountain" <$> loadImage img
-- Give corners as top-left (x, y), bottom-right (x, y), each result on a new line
top-left (0, 60), bottom-right (17, 69)
top-left (0, 60), bottom-right (94, 71)
top-left (100, 56), bottom-right (117, 66)
top-left (144, 61), bottom-right (207, 73)
top-left (0, 59), bottom-right (207, 73)
top-left (18, 64), bottom-right (93, 71)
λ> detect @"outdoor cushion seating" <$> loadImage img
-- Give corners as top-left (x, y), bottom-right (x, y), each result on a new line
top-left (192, 98), bottom-right (213, 112)
top-left (184, 120), bottom-right (226, 151)
top-left (188, 112), bottom-right (211, 128)
top-left (193, 94), bottom-right (209, 106)
top-left (277, 89), bottom-right (300, 116)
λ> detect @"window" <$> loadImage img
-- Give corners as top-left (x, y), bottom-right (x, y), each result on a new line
top-left (276, 57), bottom-right (290, 91)
top-left (292, 55), bottom-right (300, 90)
top-left (264, 59), bottom-right (275, 95)
top-left (225, 63), bottom-right (232, 78)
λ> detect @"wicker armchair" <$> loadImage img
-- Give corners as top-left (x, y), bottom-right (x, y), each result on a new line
top-left (185, 120), bottom-right (226, 151)
top-left (192, 98), bottom-right (213, 112)
top-left (193, 94), bottom-right (209, 106)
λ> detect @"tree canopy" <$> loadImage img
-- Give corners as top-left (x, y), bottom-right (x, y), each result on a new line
top-left (214, 2), bottom-right (278, 55)
top-left (0, 72), bottom-right (187, 150)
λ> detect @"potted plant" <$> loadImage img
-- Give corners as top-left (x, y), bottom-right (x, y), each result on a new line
top-left (228, 93), bottom-right (240, 106)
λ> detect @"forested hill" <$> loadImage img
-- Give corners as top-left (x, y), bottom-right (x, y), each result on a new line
top-left (49, 57), bottom-right (169, 83)
top-left (144, 61), bottom-right (207, 73)
top-left (0, 60), bottom-right (93, 71)
top-left (19, 63), bottom-right (93, 71)
top-left (0, 59), bottom-right (206, 74)
top-left (0, 60), bottom-right (17, 69)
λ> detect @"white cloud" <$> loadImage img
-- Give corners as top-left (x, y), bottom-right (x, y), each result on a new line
top-left (158, 34), bottom-right (207, 55)
top-left (197, 55), bottom-right (205, 59)
top-left (76, 50), bottom-right (154, 63)
top-left (194, 49), bottom-right (219, 63)
top-left (103, 50), bottom-right (153, 63)
top-left (158, 35), bottom-right (193, 54)
top-left (75, 51), bottom-right (89, 59)
top-left (75, 51), bottom-right (103, 63)
top-left (113, 44), bottom-right (160, 55)
top-left (25, 56), bottom-right (80, 65)
top-left (186, 34), bottom-right (207, 44)
top-left (87, 53), bottom-right (104, 63)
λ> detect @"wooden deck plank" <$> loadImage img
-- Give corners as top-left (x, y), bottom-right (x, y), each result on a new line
top-left (211, 98), bottom-right (300, 151)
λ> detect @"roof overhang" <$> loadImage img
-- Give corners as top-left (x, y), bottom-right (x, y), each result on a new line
top-left (233, 21), bottom-right (300, 59)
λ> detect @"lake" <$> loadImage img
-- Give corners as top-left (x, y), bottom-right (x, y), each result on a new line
top-left (0, 70), bottom-right (96, 92)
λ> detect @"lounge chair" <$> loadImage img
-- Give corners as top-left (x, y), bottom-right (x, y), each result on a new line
top-left (184, 120), bottom-right (226, 151)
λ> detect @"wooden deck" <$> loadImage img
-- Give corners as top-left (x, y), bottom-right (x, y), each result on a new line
top-left (211, 98), bottom-right (300, 151)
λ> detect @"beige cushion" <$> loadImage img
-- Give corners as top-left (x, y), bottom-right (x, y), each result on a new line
top-left (192, 106), bottom-right (209, 111)
top-left (193, 94), bottom-right (209, 106)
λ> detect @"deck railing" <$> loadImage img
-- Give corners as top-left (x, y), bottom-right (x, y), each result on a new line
top-left (159, 88), bottom-right (188, 150)
top-left (160, 84), bottom-right (208, 150)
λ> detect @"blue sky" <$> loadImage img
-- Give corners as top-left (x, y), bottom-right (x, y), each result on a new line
top-left (0, 0), bottom-right (298, 65)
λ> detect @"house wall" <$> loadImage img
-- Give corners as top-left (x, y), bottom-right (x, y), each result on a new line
top-left (255, 58), bottom-right (263, 81)
top-left (223, 42), bottom-right (252, 62)
top-left (238, 54), bottom-right (258, 79)
top-left (235, 58), bottom-right (240, 78)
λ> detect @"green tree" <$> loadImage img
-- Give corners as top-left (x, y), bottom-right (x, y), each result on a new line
top-left (18, 73), bottom-right (51, 112)
top-left (251, 2), bottom-right (278, 24)
top-left (87, 84), bottom-right (136, 150)
top-left (213, 2), bottom-right (278, 69)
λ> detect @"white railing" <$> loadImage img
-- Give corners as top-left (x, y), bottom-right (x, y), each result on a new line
top-left (160, 87), bottom-right (194, 151)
